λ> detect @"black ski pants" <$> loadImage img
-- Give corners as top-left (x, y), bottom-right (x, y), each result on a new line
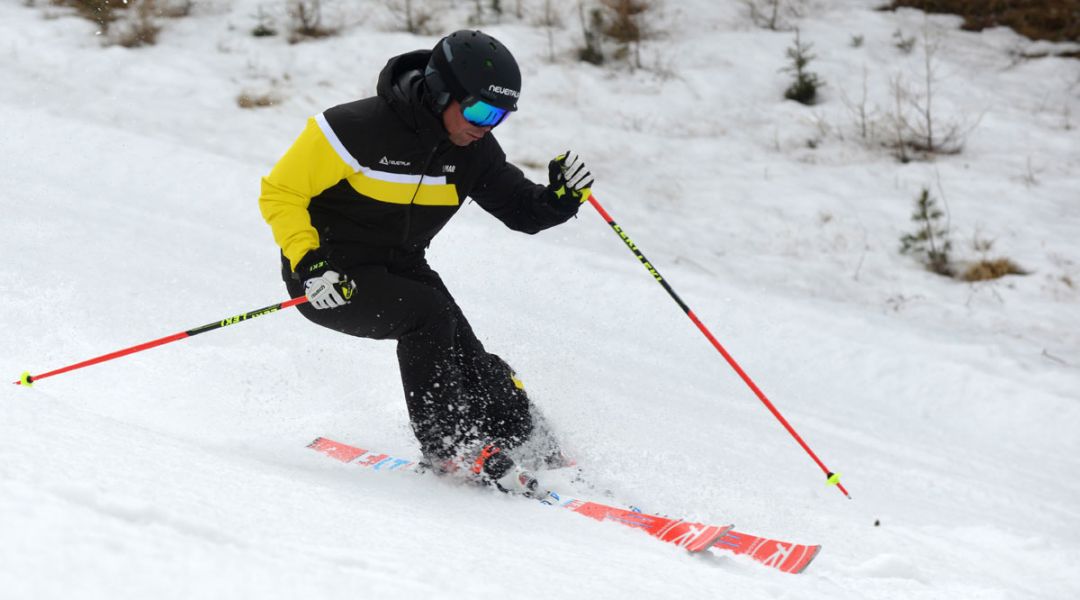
top-left (284, 256), bottom-right (533, 459)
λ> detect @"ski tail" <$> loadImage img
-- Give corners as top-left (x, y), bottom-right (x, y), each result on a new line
top-left (309, 437), bottom-right (418, 472)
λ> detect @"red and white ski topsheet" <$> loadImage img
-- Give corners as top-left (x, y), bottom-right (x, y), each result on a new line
top-left (713, 528), bottom-right (820, 574)
top-left (307, 437), bottom-right (819, 572)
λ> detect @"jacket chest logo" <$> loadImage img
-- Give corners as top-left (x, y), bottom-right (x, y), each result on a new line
top-left (379, 156), bottom-right (411, 167)
top-left (442, 164), bottom-right (456, 174)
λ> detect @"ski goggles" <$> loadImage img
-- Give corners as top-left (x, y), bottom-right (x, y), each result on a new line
top-left (461, 98), bottom-right (510, 128)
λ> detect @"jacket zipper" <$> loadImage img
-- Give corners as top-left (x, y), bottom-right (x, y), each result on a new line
top-left (402, 142), bottom-right (445, 245)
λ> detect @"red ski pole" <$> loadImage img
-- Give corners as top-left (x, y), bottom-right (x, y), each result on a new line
top-left (14, 296), bottom-right (309, 387)
top-left (586, 194), bottom-right (850, 499)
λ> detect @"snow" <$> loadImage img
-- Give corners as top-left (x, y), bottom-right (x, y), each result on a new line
top-left (2, 0), bottom-right (1079, 598)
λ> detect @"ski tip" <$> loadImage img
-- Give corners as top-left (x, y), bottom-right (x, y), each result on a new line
top-left (792, 544), bottom-right (823, 574)
top-left (15, 371), bottom-right (33, 387)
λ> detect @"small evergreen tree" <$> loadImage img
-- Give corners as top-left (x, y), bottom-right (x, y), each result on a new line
top-left (252, 5), bottom-right (278, 37)
top-left (900, 187), bottom-right (953, 276)
top-left (782, 29), bottom-right (824, 105)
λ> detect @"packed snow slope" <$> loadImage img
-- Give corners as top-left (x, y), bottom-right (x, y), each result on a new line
top-left (2, 1), bottom-right (1078, 598)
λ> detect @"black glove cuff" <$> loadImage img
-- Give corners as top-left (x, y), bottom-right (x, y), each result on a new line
top-left (548, 188), bottom-right (583, 215)
top-left (293, 248), bottom-right (332, 281)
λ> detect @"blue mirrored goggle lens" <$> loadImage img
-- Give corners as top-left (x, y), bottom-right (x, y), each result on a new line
top-left (461, 100), bottom-right (509, 127)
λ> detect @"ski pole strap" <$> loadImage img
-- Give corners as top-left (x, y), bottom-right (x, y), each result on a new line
top-left (14, 296), bottom-right (309, 386)
top-left (585, 194), bottom-right (850, 499)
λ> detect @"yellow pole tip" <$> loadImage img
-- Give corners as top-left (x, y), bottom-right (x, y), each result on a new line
top-left (827, 472), bottom-right (842, 486)
top-left (19, 371), bottom-right (33, 387)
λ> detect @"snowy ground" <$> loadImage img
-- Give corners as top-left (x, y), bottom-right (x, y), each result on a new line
top-left (2, 1), bottom-right (1079, 598)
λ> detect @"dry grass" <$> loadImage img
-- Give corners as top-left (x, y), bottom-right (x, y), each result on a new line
top-left (237, 92), bottom-right (278, 109)
top-left (886, 1), bottom-right (1080, 44)
top-left (961, 258), bottom-right (1028, 281)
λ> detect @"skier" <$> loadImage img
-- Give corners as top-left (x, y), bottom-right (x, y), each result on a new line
top-left (259, 30), bottom-right (593, 491)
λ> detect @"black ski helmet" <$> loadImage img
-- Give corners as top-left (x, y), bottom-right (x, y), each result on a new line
top-left (425, 30), bottom-right (521, 113)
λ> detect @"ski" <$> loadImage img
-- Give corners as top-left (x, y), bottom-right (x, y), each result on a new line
top-left (304, 438), bottom-right (816, 574)
top-left (308, 437), bottom-right (821, 571)
top-left (307, 437), bottom-right (729, 553)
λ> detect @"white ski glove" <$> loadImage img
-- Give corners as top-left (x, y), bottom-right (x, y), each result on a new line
top-left (304, 270), bottom-right (355, 310)
top-left (548, 150), bottom-right (594, 211)
top-left (295, 250), bottom-right (356, 310)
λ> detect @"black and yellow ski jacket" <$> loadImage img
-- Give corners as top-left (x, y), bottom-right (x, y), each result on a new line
top-left (259, 49), bottom-right (578, 274)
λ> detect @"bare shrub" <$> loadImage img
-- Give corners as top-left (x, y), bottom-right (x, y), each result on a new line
top-left (1021, 155), bottom-right (1043, 187)
top-left (880, 31), bottom-right (980, 161)
top-left (743, 0), bottom-right (803, 31)
top-left (893, 28), bottom-right (916, 54)
top-left (287, 0), bottom-right (339, 42)
top-left (468, 0), bottom-right (507, 25)
top-left (602, 0), bottom-right (650, 67)
top-left (909, 33), bottom-right (952, 153)
top-left (536, 0), bottom-right (563, 63)
top-left (885, 73), bottom-right (913, 162)
top-left (575, 0), bottom-right (658, 69)
top-left (601, 0), bottom-right (645, 42)
top-left (577, 2), bottom-right (604, 65)
top-left (840, 66), bottom-right (879, 141)
top-left (52, 0), bottom-right (190, 45)
top-left (386, 0), bottom-right (438, 35)
top-left (53, 0), bottom-right (126, 32)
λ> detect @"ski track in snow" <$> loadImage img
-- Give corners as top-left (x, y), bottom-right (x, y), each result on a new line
top-left (1, 1), bottom-right (1079, 598)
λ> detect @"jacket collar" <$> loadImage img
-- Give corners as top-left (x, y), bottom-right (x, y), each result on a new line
top-left (377, 50), bottom-right (448, 148)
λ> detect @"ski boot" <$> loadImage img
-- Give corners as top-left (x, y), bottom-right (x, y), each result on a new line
top-left (464, 439), bottom-right (559, 503)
